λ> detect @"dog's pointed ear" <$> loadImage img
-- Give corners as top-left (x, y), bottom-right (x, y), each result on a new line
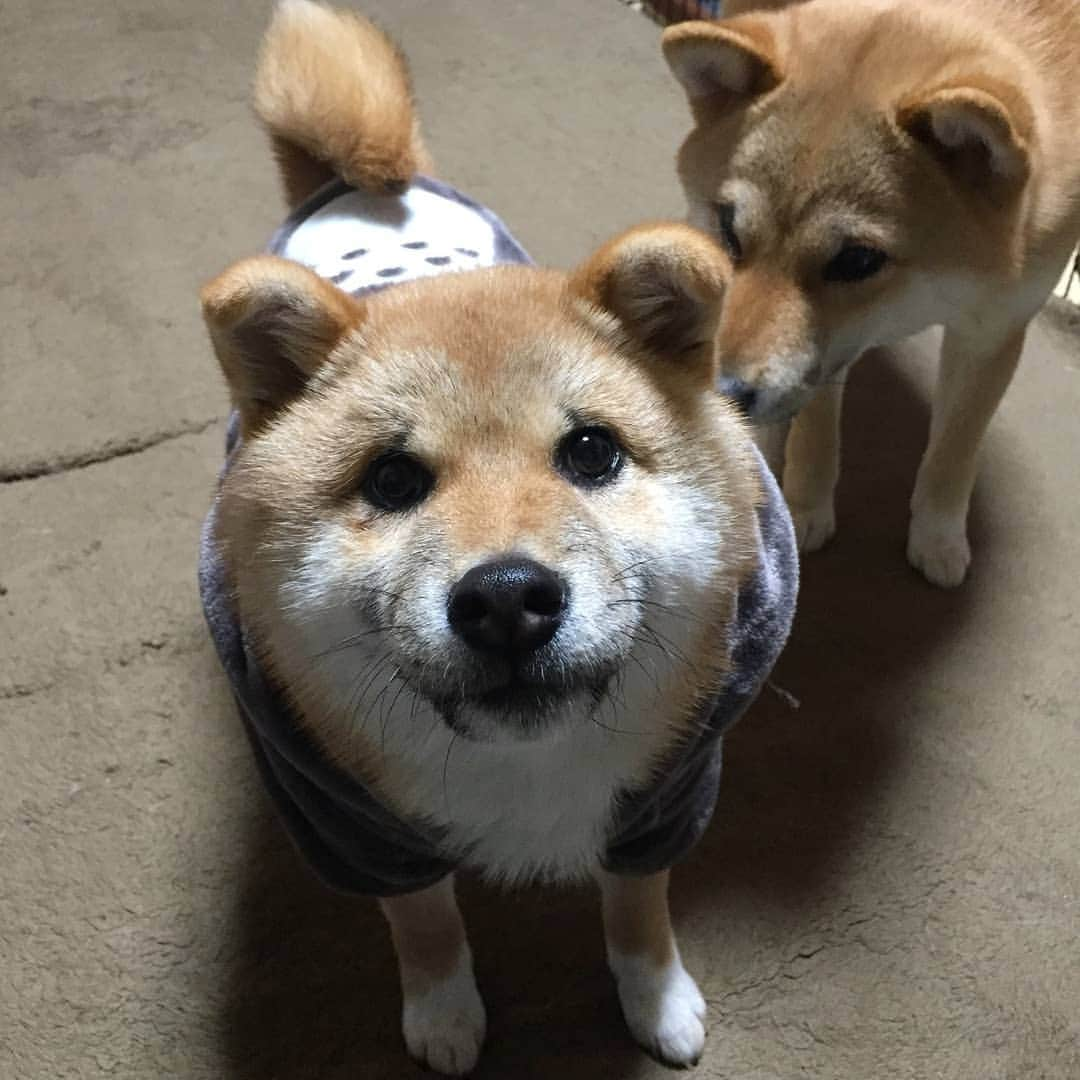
top-left (662, 18), bottom-right (783, 110)
top-left (897, 78), bottom-right (1033, 186)
top-left (200, 256), bottom-right (364, 436)
top-left (567, 223), bottom-right (729, 383)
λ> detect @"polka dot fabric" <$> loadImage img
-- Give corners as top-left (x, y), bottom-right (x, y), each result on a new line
top-left (270, 176), bottom-right (531, 297)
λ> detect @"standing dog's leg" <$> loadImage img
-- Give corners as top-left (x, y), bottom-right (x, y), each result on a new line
top-left (752, 418), bottom-right (791, 479)
top-left (598, 868), bottom-right (707, 1066)
top-left (783, 374), bottom-right (847, 552)
top-left (380, 875), bottom-right (486, 1076)
top-left (908, 323), bottom-right (1026, 587)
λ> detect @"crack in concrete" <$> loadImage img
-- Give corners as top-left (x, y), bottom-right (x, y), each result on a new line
top-left (713, 914), bottom-right (883, 1012)
top-left (0, 418), bottom-right (222, 484)
top-left (0, 679), bottom-right (57, 701)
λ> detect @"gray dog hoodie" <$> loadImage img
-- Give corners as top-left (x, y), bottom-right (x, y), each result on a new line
top-left (199, 177), bottom-right (799, 896)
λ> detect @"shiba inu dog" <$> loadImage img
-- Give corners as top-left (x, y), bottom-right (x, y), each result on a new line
top-left (198, 2), bottom-right (796, 1073)
top-left (662, 0), bottom-right (1080, 586)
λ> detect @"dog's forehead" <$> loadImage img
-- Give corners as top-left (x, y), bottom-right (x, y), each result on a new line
top-left (325, 304), bottom-right (630, 445)
top-left (729, 101), bottom-right (906, 225)
top-left (357, 268), bottom-right (589, 368)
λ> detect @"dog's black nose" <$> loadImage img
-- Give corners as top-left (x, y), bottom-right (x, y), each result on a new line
top-left (448, 558), bottom-right (566, 657)
top-left (717, 375), bottom-right (758, 418)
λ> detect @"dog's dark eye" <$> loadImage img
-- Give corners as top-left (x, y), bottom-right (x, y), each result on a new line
top-left (557, 426), bottom-right (623, 487)
top-left (823, 244), bottom-right (888, 283)
top-left (362, 451), bottom-right (433, 511)
top-left (713, 201), bottom-right (742, 261)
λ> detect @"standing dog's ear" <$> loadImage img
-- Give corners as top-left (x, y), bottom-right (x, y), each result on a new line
top-left (200, 255), bottom-right (364, 437)
top-left (662, 18), bottom-right (783, 113)
top-left (897, 77), bottom-right (1033, 188)
top-left (568, 223), bottom-right (729, 385)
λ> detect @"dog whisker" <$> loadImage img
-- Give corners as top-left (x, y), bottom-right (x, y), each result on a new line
top-left (347, 650), bottom-right (398, 737)
top-left (375, 666), bottom-right (406, 753)
top-left (441, 729), bottom-right (459, 819)
top-left (610, 556), bottom-right (653, 585)
top-left (312, 622), bottom-right (419, 661)
top-left (638, 616), bottom-right (696, 668)
top-left (607, 595), bottom-right (706, 626)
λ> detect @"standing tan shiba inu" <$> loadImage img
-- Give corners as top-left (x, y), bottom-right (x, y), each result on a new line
top-left (662, 0), bottom-right (1080, 586)
top-left (198, 2), bottom-right (796, 1073)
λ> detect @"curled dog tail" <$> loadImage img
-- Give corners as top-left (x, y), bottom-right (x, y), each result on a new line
top-left (253, 0), bottom-right (430, 208)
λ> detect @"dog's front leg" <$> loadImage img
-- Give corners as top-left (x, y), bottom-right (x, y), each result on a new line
top-left (380, 875), bottom-right (485, 1076)
top-left (751, 418), bottom-right (791, 478)
top-left (908, 323), bottom-right (1026, 587)
top-left (598, 868), bottom-right (706, 1067)
top-left (783, 375), bottom-right (847, 552)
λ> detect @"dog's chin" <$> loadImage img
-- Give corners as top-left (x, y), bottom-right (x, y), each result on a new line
top-left (762, 360), bottom-right (859, 423)
top-left (752, 385), bottom-right (818, 426)
top-left (427, 667), bottom-right (616, 743)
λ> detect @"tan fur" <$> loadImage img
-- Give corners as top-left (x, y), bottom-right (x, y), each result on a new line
top-left (207, 260), bottom-right (759, 793)
top-left (380, 877), bottom-right (470, 995)
top-left (569, 221), bottom-right (731, 378)
top-left (598, 868), bottom-right (676, 968)
top-left (663, 0), bottom-right (1080, 586)
top-left (200, 255), bottom-right (365, 438)
top-left (207, 234), bottom-right (754, 1078)
top-left (254, 0), bottom-right (431, 207)
top-left (201, 4), bottom-right (765, 1071)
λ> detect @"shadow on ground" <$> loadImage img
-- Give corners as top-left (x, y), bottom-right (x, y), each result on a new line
top-left (679, 342), bottom-right (994, 913)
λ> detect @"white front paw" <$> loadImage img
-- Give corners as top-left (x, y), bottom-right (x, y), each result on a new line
top-left (908, 508), bottom-right (971, 587)
top-left (788, 498), bottom-right (837, 553)
top-left (609, 951), bottom-right (707, 1067)
top-left (401, 953), bottom-right (486, 1076)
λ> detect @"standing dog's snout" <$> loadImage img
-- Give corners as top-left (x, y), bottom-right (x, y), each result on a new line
top-left (717, 375), bottom-right (758, 418)
top-left (448, 557), bottom-right (566, 657)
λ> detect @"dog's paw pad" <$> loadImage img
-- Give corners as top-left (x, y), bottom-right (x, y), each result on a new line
top-left (611, 954), bottom-right (707, 1067)
top-left (401, 961), bottom-right (486, 1076)
top-left (908, 512), bottom-right (971, 588)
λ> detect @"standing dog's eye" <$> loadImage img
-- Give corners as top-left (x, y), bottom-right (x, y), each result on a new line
top-left (713, 201), bottom-right (742, 261)
top-left (362, 451), bottom-right (434, 511)
top-left (823, 244), bottom-right (889, 283)
top-left (557, 426), bottom-right (623, 487)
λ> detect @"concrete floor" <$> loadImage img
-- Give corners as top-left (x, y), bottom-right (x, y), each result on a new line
top-left (2, 1), bottom-right (1078, 1077)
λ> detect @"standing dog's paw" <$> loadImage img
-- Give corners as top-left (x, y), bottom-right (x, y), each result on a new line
top-left (788, 499), bottom-right (837, 553)
top-left (907, 508), bottom-right (971, 587)
top-left (609, 951), bottom-right (707, 1068)
top-left (401, 957), bottom-right (486, 1076)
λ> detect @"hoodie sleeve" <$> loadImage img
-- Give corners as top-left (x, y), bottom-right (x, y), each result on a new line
top-left (198, 414), bottom-right (457, 897)
top-left (602, 445), bottom-right (799, 876)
